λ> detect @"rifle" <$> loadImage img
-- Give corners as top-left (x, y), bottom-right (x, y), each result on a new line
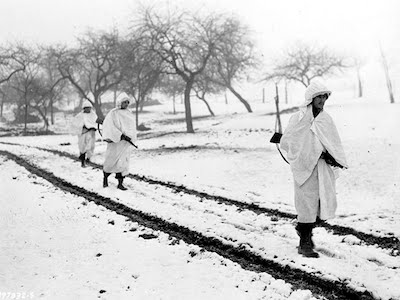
top-left (126, 139), bottom-right (138, 149)
top-left (121, 134), bottom-right (138, 148)
top-left (321, 151), bottom-right (344, 169)
top-left (269, 85), bottom-right (289, 165)
top-left (96, 117), bottom-right (104, 137)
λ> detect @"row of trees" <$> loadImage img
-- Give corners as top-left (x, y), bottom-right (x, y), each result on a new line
top-left (0, 7), bottom-right (394, 133)
top-left (0, 9), bottom-right (260, 133)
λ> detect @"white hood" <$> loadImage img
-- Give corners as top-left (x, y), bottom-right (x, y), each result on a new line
top-left (302, 81), bottom-right (332, 107)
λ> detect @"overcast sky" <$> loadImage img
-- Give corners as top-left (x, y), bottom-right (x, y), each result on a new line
top-left (1, 0), bottom-right (399, 99)
top-left (1, 0), bottom-right (399, 58)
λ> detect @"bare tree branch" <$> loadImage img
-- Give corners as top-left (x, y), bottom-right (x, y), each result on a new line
top-left (264, 43), bottom-right (348, 87)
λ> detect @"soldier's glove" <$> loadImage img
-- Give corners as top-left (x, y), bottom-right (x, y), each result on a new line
top-left (96, 117), bottom-right (104, 125)
top-left (121, 134), bottom-right (132, 142)
top-left (321, 151), bottom-right (344, 169)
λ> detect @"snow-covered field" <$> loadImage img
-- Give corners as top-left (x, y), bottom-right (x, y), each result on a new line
top-left (0, 97), bottom-right (399, 300)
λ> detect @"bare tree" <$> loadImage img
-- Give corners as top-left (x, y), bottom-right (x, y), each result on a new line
top-left (192, 72), bottom-right (224, 117)
top-left (10, 61), bottom-right (60, 131)
top-left (159, 74), bottom-right (185, 114)
top-left (350, 56), bottom-right (366, 98)
top-left (379, 44), bottom-right (395, 103)
top-left (39, 46), bottom-right (69, 125)
top-left (0, 43), bottom-right (27, 85)
top-left (54, 29), bottom-right (124, 119)
top-left (26, 77), bottom-right (53, 130)
top-left (208, 16), bottom-right (257, 112)
top-left (265, 43), bottom-right (347, 87)
top-left (7, 45), bottom-right (41, 132)
top-left (0, 83), bottom-right (17, 119)
top-left (119, 35), bottom-right (163, 128)
top-left (0, 44), bottom-right (30, 120)
top-left (138, 9), bottom-right (233, 133)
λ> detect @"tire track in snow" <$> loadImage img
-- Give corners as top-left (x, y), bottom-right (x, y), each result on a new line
top-left (0, 149), bottom-right (375, 300)
top-left (1, 141), bottom-right (399, 255)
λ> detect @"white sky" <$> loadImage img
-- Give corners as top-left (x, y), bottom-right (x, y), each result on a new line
top-left (1, 0), bottom-right (399, 98)
top-left (1, 0), bottom-right (399, 58)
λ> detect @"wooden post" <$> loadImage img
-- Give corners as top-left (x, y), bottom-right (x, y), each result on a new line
top-left (284, 80), bottom-right (288, 104)
top-left (263, 88), bottom-right (265, 103)
top-left (275, 83), bottom-right (282, 133)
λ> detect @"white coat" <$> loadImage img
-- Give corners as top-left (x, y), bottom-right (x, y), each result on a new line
top-left (280, 82), bottom-right (347, 222)
top-left (71, 110), bottom-right (98, 158)
top-left (102, 103), bottom-right (137, 175)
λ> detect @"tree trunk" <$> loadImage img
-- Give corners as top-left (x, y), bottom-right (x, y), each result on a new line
top-left (184, 79), bottom-right (194, 133)
top-left (227, 86), bottom-right (252, 112)
top-left (173, 94), bottom-right (176, 114)
top-left (135, 101), bottom-right (139, 129)
top-left (199, 97), bottom-right (215, 116)
top-left (0, 99), bottom-right (3, 118)
top-left (380, 46), bottom-right (395, 103)
top-left (93, 104), bottom-right (104, 120)
top-left (24, 97), bottom-right (28, 133)
top-left (35, 107), bottom-right (49, 132)
top-left (139, 99), bottom-right (145, 112)
top-left (357, 68), bottom-right (363, 98)
top-left (225, 91), bottom-right (228, 104)
top-left (50, 98), bottom-right (54, 124)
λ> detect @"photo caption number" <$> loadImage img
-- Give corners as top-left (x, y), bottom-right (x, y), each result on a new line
top-left (0, 292), bottom-right (34, 299)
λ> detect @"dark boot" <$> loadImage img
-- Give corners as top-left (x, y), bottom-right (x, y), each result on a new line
top-left (296, 223), bottom-right (319, 258)
top-left (79, 153), bottom-right (86, 167)
top-left (296, 222), bottom-right (316, 249)
top-left (315, 216), bottom-right (326, 227)
top-left (103, 172), bottom-right (111, 188)
top-left (116, 173), bottom-right (127, 190)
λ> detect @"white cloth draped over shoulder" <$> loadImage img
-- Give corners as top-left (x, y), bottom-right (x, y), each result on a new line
top-left (102, 108), bottom-right (137, 143)
top-left (280, 82), bottom-right (347, 222)
top-left (70, 111), bottom-right (98, 136)
top-left (70, 110), bottom-right (98, 158)
top-left (102, 106), bottom-right (137, 175)
top-left (281, 106), bottom-right (348, 186)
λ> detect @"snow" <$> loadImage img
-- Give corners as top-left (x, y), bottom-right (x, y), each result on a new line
top-left (0, 158), bottom-right (316, 300)
top-left (0, 97), bottom-right (399, 299)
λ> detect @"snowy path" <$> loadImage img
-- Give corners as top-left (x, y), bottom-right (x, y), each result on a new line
top-left (0, 142), bottom-right (400, 252)
top-left (1, 143), bottom-right (399, 299)
top-left (1, 156), bottom-right (318, 300)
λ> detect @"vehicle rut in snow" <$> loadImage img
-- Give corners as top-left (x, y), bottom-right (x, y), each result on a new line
top-left (1, 141), bottom-right (399, 255)
top-left (0, 149), bottom-right (375, 300)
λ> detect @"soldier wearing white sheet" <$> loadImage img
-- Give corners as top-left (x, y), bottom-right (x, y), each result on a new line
top-left (71, 100), bottom-right (98, 167)
top-left (102, 96), bottom-right (137, 190)
top-left (280, 81), bottom-right (348, 258)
